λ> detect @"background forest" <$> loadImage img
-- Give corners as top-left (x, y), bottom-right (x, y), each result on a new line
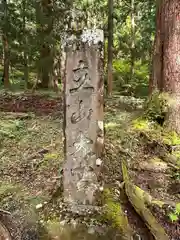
top-left (0, 0), bottom-right (155, 96)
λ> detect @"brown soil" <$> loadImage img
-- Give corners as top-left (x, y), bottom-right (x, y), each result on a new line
top-left (0, 92), bottom-right (62, 116)
top-left (150, 204), bottom-right (180, 240)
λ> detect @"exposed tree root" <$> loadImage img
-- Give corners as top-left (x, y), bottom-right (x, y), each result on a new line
top-left (122, 160), bottom-right (169, 240)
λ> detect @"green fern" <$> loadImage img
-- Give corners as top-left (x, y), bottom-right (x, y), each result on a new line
top-left (168, 203), bottom-right (180, 222)
top-left (175, 203), bottom-right (180, 214)
top-left (169, 213), bottom-right (178, 222)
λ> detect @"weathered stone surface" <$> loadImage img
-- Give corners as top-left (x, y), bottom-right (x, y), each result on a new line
top-left (47, 221), bottom-right (122, 240)
top-left (63, 29), bottom-right (104, 210)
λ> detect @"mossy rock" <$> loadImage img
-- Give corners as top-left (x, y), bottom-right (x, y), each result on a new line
top-left (139, 157), bottom-right (169, 173)
top-left (45, 220), bottom-right (117, 240)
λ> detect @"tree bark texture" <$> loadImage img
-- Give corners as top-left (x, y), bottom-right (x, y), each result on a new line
top-left (151, 0), bottom-right (180, 133)
top-left (107, 0), bottom-right (113, 96)
top-left (162, 0), bottom-right (180, 133)
top-left (22, 0), bottom-right (29, 88)
top-left (149, 0), bottom-right (164, 94)
top-left (2, 0), bottom-right (10, 88)
top-left (36, 0), bottom-right (53, 88)
top-left (130, 0), bottom-right (135, 82)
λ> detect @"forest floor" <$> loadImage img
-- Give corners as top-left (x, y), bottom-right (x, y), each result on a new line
top-left (0, 90), bottom-right (179, 240)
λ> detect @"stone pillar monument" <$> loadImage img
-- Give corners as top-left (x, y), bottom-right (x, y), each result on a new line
top-left (63, 29), bottom-right (104, 212)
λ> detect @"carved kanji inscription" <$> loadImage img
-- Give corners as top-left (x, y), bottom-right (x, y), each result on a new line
top-left (63, 29), bottom-right (104, 210)
top-left (70, 60), bottom-right (94, 94)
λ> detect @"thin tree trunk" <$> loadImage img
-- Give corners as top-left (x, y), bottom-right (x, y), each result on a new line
top-left (2, 0), bottom-right (10, 88)
top-left (148, 0), bottom-right (154, 79)
top-left (162, 0), bottom-right (180, 133)
top-left (40, 45), bottom-right (51, 88)
top-left (107, 0), bottom-right (113, 96)
top-left (149, 0), bottom-right (163, 94)
top-left (36, 0), bottom-right (53, 89)
top-left (130, 0), bottom-right (135, 82)
top-left (22, 0), bottom-right (29, 88)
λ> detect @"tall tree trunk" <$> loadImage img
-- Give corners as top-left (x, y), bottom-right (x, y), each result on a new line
top-left (162, 0), bottom-right (180, 133)
top-left (130, 0), bottom-right (135, 82)
top-left (36, 0), bottom-right (53, 89)
top-left (2, 0), bottom-right (10, 88)
top-left (22, 0), bottom-right (29, 88)
top-left (149, 0), bottom-right (163, 94)
top-left (107, 0), bottom-right (113, 96)
top-left (151, 0), bottom-right (180, 133)
top-left (148, 0), bottom-right (154, 81)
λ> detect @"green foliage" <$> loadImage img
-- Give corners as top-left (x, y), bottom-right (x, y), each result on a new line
top-left (176, 203), bottom-right (180, 213)
top-left (0, 0), bottom-right (155, 93)
top-left (132, 114), bottom-right (180, 150)
top-left (132, 118), bottom-right (152, 131)
top-left (168, 203), bottom-right (180, 222)
top-left (0, 119), bottom-right (25, 140)
top-left (163, 131), bottom-right (180, 146)
top-left (39, 152), bottom-right (62, 170)
top-left (44, 153), bottom-right (59, 161)
top-left (168, 213), bottom-right (178, 222)
top-left (113, 59), bottom-right (149, 97)
top-left (0, 183), bottom-right (20, 199)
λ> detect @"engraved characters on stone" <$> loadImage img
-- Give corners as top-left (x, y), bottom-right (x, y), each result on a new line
top-left (70, 60), bottom-right (94, 93)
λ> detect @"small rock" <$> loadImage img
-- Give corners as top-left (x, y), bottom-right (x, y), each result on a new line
top-left (115, 181), bottom-right (121, 188)
top-left (38, 149), bottom-right (49, 154)
top-left (133, 233), bottom-right (142, 240)
top-left (60, 220), bottom-right (66, 226)
top-left (88, 226), bottom-right (95, 235)
top-left (70, 219), bottom-right (77, 228)
top-left (99, 186), bottom-right (104, 191)
top-left (96, 158), bottom-right (102, 166)
top-left (114, 189), bottom-right (120, 196)
top-left (35, 203), bottom-right (43, 210)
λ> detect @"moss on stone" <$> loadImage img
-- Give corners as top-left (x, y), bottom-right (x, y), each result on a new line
top-left (46, 218), bottom-right (63, 239)
top-left (140, 157), bottom-right (169, 172)
top-left (103, 188), bottom-right (133, 240)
